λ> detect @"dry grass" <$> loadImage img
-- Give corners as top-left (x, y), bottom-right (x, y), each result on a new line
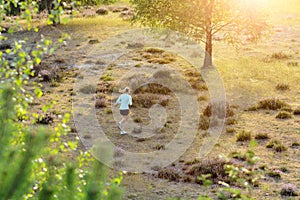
top-left (132, 93), bottom-right (170, 108)
top-left (104, 108), bottom-right (112, 114)
top-left (287, 61), bottom-right (298, 67)
top-left (133, 117), bottom-right (143, 123)
top-left (266, 139), bottom-right (287, 152)
top-left (276, 111), bottom-right (293, 119)
top-left (202, 102), bottom-right (234, 118)
top-left (96, 82), bottom-right (115, 93)
top-left (280, 184), bottom-right (298, 196)
top-left (226, 127), bottom-right (236, 134)
top-left (134, 83), bottom-right (171, 95)
top-left (183, 69), bottom-right (202, 78)
top-left (256, 98), bottom-right (290, 110)
top-left (79, 84), bottom-right (96, 94)
top-left (236, 130), bottom-right (252, 142)
top-left (255, 133), bottom-right (270, 140)
top-left (293, 107), bottom-right (300, 115)
top-left (185, 158), bottom-right (232, 184)
top-left (275, 83), bottom-right (290, 91)
top-left (226, 117), bottom-right (237, 125)
top-left (100, 72), bottom-right (114, 81)
top-left (199, 115), bottom-right (210, 130)
top-left (157, 168), bottom-right (180, 182)
top-left (198, 95), bottom-right (208, 101)
top-left (187, 77), bottom-right (205, 91)
top-left (153, 144), bottom-right (165, 150)
top-left (280, 106), bottom-right (293, 113)
top-left (140, 48), bottom-right (176, 64)
top-left (36, 10), bottom-right (300, 199)
top-left (95, 98), bottom-right (107, 108)
top-left (270, 52), bottom-right (291, 60)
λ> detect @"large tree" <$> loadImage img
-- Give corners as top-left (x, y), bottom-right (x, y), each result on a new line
top-left (130, 0), bottom-right (270, 68)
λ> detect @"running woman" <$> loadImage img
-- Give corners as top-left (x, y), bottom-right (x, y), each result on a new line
top-left (115, 87), bottom-right (132, 135)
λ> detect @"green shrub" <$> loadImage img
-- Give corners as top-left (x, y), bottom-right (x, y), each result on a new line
top-left (0, 3), bottom-right (123, 199)
top-left (0, 86), bottom-right (124, 199)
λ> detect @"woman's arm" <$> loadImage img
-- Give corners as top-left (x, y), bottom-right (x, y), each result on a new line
top-left (115, 96), bottom-right (121, 106)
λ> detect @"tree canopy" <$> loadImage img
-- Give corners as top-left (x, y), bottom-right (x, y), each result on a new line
top-left (131, 0), bottom-right (270, 67)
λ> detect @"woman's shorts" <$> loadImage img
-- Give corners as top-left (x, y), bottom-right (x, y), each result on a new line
top-left (120, 109), bottom-right (129, 116)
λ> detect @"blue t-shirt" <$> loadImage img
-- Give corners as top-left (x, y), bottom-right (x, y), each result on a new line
top-left (116, 94), bottom-right (132, 110)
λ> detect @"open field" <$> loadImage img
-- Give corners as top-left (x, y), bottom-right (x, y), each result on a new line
top-left (9, 1), bottom-right (300, 199)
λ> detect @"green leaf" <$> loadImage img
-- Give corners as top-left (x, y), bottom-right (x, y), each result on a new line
top-left (34, 88), bottom-right (43, 98)
top-left (249, 140), bottom-right (258, 149)
top-left (34, 57), bottom-right (41, 65)
top-left (8, 27), bottom-right (14, 34)
top-left (49, 48), bottom-right (55, 55)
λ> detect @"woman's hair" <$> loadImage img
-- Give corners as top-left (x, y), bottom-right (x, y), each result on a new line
top-left (122, 87), bottom-right (130, 93)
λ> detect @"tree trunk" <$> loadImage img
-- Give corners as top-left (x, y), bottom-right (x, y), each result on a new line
top-left (203, 29), bottom-right (213, 68)
top-left (38, 0), bottom-right (53, 14)
top-left (202, 0), bottom-right (214, 68)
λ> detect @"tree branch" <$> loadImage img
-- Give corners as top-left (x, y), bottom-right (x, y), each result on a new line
top-left (212, 19), bottom-right (235, 35)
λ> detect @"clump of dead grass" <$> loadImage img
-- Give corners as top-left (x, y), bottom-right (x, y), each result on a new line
top-left (293, 107), bottom-right (300, 115)
top-left (132, 93), bottom-right (170, 108)
top-left (96, 82), bottom-right (115, 93)
top-left (253, 98), bottom-right (290, 110)
top-left (275, 83), bottom-right (290, 91)
top-left (95, 98), bottom-right (107, 108)
top-left (255, 132), bottom-right (270, 140)
top-left (135, 83), bottom-right (171, 95)
top-left (185, 158), bottom-right (232, 184)
top-left (236, 130), bottom-right (252, 142)
top-left (199, 115), bottom-right (210, 130)
top-left (287, 61), bottom-right (298, 67)
top-left (140, 48), bottom-right (176, 64)
top-left (266, 139), bottom-right (287, 152)
top-left (203, 102), bottom-right (234, 118)
top-left (187, 77), bottom-right (206, 91)
top-left (270, 52), bottom-right (291, 60)
top-left (226, 117), bottom-right (237, 125)
top-left (226, 127), bottom-right (236, 134)
top-left (276, 111), bottom-right (292, 119)
top-left (157, 168), bottom-right (180, 182)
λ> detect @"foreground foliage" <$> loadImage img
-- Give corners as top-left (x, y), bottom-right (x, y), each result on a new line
top-left (0, 1), bottom-right (123, 199)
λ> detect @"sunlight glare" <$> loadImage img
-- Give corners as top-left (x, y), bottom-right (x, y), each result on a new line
top-left (243, 0), bottom-right (271, 8)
